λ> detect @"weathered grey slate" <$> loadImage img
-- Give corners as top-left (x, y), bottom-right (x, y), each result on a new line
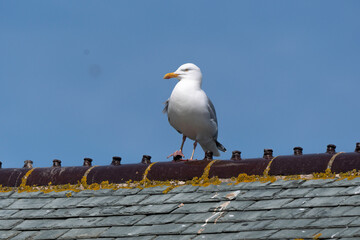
top-left (1, 178), bottom-right (360, 239)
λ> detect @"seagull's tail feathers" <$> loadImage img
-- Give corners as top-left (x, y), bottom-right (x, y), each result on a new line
top-left (215, 140), bottom-right (226, 153)
top-left (200, 139), bottom-right (226, 157)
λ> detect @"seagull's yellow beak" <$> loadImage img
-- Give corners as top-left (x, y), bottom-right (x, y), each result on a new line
top-left (163, 72), bottom-right (179, 79)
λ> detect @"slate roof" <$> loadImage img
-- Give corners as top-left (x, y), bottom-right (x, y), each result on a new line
top-left (2, 177), bottom-right (360, 239)
top-left (1, 145), bottom-right (360, 239)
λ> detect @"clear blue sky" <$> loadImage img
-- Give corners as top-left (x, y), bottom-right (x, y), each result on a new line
top-left (1, 1), bottom-right (359, 168)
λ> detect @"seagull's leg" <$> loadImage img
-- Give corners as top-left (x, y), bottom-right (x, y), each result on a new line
top-left (190, 141), bottom-right (198, 160)
top-left (180, 135), bottom-right (186, 153)
top-left (167, 135), bottom-right (186, 159)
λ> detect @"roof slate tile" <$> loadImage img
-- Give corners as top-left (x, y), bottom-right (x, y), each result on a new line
top-left (172, 202), bottom-right (218, 214)
top-left (348, 216), bottom-right (360, 227)
top-left (117, 205), bottom-right (141, 215)
top-left (0, 230), bottom-right (20, 239)
top-left (230, 181), bottom-right (272, 190)
top-left (81, 206), bottom-right (124, 217)
top-left (112, 188), bottom-right (141, 196)
top-left (195, 183), bottom-right (236, 192)
top-left (0, 191), bottom-right (14, 198)
top-left (138, 186), bottom-right (169, 194)
top-left (247, 198), bottom-right (293, 210)
top-left (102, 224), bottom-right (191, 238)
top-left (115, 236), bottom-right (155, 240)
top-left (77, 196), bottom-right (120, 207)
top-left (265, 218), bottom-right (316, 229)
top-left (218, 210), bottom-right (267, 222)
top-left (340, 185), bottom-right (360, 195)
top-left (308, 217), bottom-right (356, 228)
top-left (340, 227), bottom-right (360, 237)
top-left (164, 192), bottom-right (205, 204)
top-left (115, 194), bottom-right (149, 206)
top-left (0, 209), bottom-right (18, 219)
top-left (10, 230), bottom-right (38, 240)
top-left (330, 178), bottom-right (360, 187)
top-left (304, 187), bottom-right (349, 197)
top-left (276, 188), bottom-right (313, 198)
top-left (56, 217), bottom-right (103, 229)
top-left (268, 179), bottom-right (305, 188)
top-left (137, 223), bottom-right (191, 235)
top-left (261, 208), bottom-right (308, 219)
top-left (10, 209), bottom-right (54, 219)
top-left (10, 191), bottom-right (44, 198)
top-left (33, 229), bottom-right (70, 240)
top-left (300, 179), bottom-right (336, 187)
top-left (176, 212), bottom-right (220, 224)
top-left (58, 227), bottom-right (109, 239)
top-left (282, 198), bottom-right (311, 208)
top-left (303, 206), bottom-right (355, 218)
top-left (154, 235), bottom-right (194, 240)
top-left (100, 225), bottom-right (141, 237)
top-left (42, 197), bottom-right (86, 209)
top-left (183, 222), bottom-right (234, 234)
top-left (344, 206), bottom-right (360, 217)
top-left (192, 233), bottom-right (242, 240)
top-left (14, 219), bottom-right (64, 230)
top-left (45, 207), bottom-right (91, 218)
top-left (302, 196), bottom-right (348, 207)
top-left (96, 215), bottom-right (146, 227)
top-left (35, 191), bottom-right (73, 198)
top-left (7, 198), bottom-right (52, 209)
top-left (136, 213), bottom-right (185, 225)
top-left (234, 230), bottom-right (278, 240)
top-left (138, 194), bottom-right (173, 205)
top-left (136, 203), bottom-right (179, 214)
top-left (0, 219), bottom-right (23, 230)
top-left (226, 220), bottom-right (273, 232)
top-left (0, 198), bottom-right (16, 208)
top-left (268, 228), bottom-right (322, 239)
top-left (237, 188), bottom-right (282, 200)
top-left (226, 200), bottom-right (255, 211)
top-left (342, 195), bottom-right (360, 206)
top-left (316, 227), bottom-right (346, 239)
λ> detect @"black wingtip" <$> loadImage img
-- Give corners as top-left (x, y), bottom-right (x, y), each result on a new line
top-left (216, 140), bottom-right (226, 152)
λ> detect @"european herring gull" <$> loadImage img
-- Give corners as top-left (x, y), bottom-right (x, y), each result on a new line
top-left (163, 63), bottom-right (226, 160)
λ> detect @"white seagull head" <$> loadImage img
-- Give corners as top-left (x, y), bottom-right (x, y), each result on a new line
top-left (163, 63), bottom-right (202, 82)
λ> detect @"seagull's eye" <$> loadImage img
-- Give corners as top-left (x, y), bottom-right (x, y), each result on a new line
top-left (184, 69), bottom-right (189, 72)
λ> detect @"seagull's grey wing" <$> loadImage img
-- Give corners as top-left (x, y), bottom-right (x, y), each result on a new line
top-left (163, 99), bottom-right (169, 114)
top-left (207, 97), bottom-right (218, 139)
top-left (208, 98), bottom-right (226, 152)
top-left (163, 99), bottom-right (182, 134)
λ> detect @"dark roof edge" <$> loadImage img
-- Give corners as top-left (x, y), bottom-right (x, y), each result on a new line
top-left (1, 144), bottom-right (360, 187)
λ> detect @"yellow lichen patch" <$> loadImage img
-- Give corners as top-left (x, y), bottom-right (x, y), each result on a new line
top-left (235, 173), bottom-right (276, 184)
top-left (143, 162), bottom-right (157, 180)
top-left (139, 162), bottom-right (158, 187)
top-left (0, 185), bottom-right (13, 193)
top-left (187, 160), bottom-right (221, 187)
top-left (66, 192), bottom-right (72, 197)
top-left (337, 169), bottom-right (360, 180)
top-left (19, 168), bottom-right (36, 188)
top-left (263, 156), bottom-right (277, 176)
top-left (80, 165), bottom-right (98, 188)
top-left (312, 233), bottom-right (322, 239)
top-left (283, 175), bottom-right (302, 181)
top-left (327, 152), bottom-right (344, 170)
top-left (312, 168), bottom-right (337, 179)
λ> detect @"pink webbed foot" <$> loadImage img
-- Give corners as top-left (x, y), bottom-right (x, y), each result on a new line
top-left (167, 150), bottom-right (185, 159)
